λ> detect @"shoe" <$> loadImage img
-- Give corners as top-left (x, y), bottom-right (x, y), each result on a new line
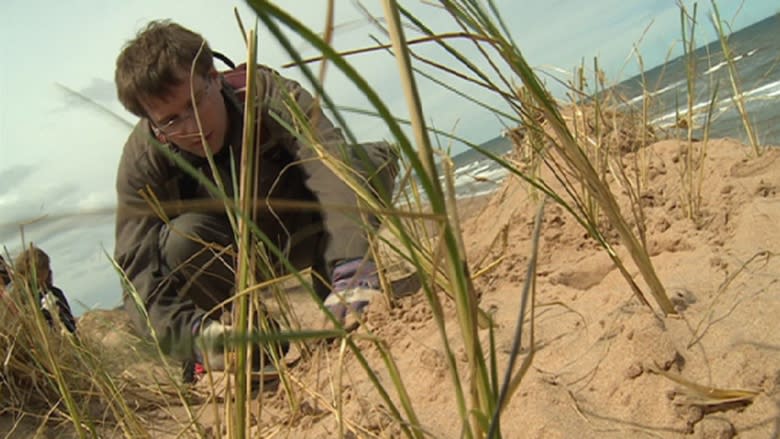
top-left (182, 358), bottom-right (206, 384)
top-left (251, 363), bottom-right (280, 383)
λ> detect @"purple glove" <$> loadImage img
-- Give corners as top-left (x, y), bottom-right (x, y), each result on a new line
top-left (324, 258), bottom-right (381, 322)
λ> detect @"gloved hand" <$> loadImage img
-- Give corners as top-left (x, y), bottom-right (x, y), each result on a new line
top-left (324, 258), bottom-right (382, 326)
top-left (194, 317), bottom-right (289, 373)
top-left (195, 319), bottom-right (229, 371)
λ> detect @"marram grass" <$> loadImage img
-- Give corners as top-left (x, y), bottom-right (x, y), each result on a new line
top-left (2, 1), bottom-right (764, 437)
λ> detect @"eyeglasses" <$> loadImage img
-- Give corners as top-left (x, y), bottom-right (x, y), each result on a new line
top-left (154, 79), bottom-right (213, 136)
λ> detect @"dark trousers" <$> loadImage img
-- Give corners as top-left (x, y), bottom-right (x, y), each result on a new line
top-left (158, 211), bottom-right (331, 320)
top-left (158, 141), bottom-right (397, 325)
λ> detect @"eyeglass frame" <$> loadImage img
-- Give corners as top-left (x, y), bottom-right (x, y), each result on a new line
top-left (151, 77), bottom-right (214, 137)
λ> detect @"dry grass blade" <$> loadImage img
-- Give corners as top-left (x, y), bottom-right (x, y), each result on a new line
top-left (0, 266), bottom-right (169, 438)
top-left (248, 3), bottom-right (436, 437)
top-left (687, 250), bottom-right (773, 348)
top-left (709, 0), bottom-right (761, 156)
top-left (383, 1), bottom-right (492, 436)
top-left (230, 26), bottom-right (260, 439)
top-left (439, 0), bottom-right (675, 316)
top-left (487, 197), bottom-right (545, 438)
top-left (648, 366), bottom-right (759, 406)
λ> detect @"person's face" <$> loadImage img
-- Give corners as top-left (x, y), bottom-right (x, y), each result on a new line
top-left (38, 268), bottom-right (51, 287)
top-left (142, 67), bottom-right (228, 157)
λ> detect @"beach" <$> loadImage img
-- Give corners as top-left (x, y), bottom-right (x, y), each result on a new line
top-left (2, 7), bottom-right (779, 437)
top-left (50, 135), bottom-right (778, 438)
top-left (250, 137), bottom-right (780, 437)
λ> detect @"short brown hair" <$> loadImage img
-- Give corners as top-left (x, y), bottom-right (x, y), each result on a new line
top-left (115, 20), bottom-right (214, 118)
top-left (15, 246), bottom-right (51, 286)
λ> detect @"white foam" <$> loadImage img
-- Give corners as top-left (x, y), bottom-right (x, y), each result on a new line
top-left (620, 46), bottom-right (762, 109)
top-left (650, 77), bottom-right (780, 128)
top-left (704, 48), bottom-right (758, 76)
top-left (473, 167), bottom-right (510, 182)
top-left (620, 79), bottom-right (687, 108)
top-left (453, 159), bottom-right (489, 176)
top-left (651, 97), bottom-right (718, 128)
top-left (651, 79), bottom-right (687, 97)
top-left (704, 60), bottom-right (729, 75)
top-left (744, 79), bottom-right (780, 97)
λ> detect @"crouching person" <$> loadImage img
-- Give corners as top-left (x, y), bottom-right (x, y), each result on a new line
top-left (14, 246), bottom-right (77, 334)
top-left (113, 20), bottom-right (398, 382)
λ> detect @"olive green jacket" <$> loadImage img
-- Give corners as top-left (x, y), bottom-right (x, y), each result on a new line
top-left (114, 64), bottom-right (392, 357)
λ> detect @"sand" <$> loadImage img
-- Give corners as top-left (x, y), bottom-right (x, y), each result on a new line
top-left (28, 137), bottom-right (780, 438)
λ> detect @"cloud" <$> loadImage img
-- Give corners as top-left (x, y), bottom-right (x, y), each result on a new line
top-left (0, 164), bottom-right (37, 196)
top-left (50, 81), bottom-right (135, 130)
top-left (0, 180), bottom-right (84, 238)
top-left (77, 191), bottom-right (116, 211)
top-left (76, 77), bottom-right (118, 103)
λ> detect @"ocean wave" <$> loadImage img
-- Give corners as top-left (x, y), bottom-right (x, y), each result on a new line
top-left (452, 163), bottom-right (508, 188)
top-left (620, 79), bottom-right (688, 107)
top-left (618, 48), bottom-right (762, 109)
top-left (650, 76), bottom-right (779, 128)
top-left (651, 99), bottom-right (717, 127)
top-left (744, 79), bottom-right (780, 98)
top-left (704, 48), bottom-right (759, 76)
top-left (453, 160), bottom-right (491, 176)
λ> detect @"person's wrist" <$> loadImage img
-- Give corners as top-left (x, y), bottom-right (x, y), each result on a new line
top-left (331, 258), bottom-right (379, 292)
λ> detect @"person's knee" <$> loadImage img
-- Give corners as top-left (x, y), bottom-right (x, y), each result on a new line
top-left (160, 213), bottom-right (232, 269)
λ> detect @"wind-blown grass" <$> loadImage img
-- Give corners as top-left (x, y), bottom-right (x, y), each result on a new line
top-left (245, 1), bottom-right (675, 437)
top-left (709, 0), bottom-right (761, 156)
top-left (2, 1), bottom-right (765, 437)
top-left (0, 254), bottom-right (185, 438)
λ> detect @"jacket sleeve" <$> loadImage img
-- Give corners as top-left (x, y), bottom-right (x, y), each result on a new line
top-left (114, 123), bottom-right (204, 359)
top-left (255, 67), bottom-right (372, 266)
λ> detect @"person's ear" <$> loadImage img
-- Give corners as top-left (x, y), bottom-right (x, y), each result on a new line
top-left (208, 66), bottom-right (219, 80)
top-left (208, 67), bottom-right (222, 92)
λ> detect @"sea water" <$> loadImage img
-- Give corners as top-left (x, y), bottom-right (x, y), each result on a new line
top-left (450, 14), bottom-right (780, 199)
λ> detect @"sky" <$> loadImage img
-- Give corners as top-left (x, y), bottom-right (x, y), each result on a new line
top-left (0, 0), bottom-right (776, 314)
